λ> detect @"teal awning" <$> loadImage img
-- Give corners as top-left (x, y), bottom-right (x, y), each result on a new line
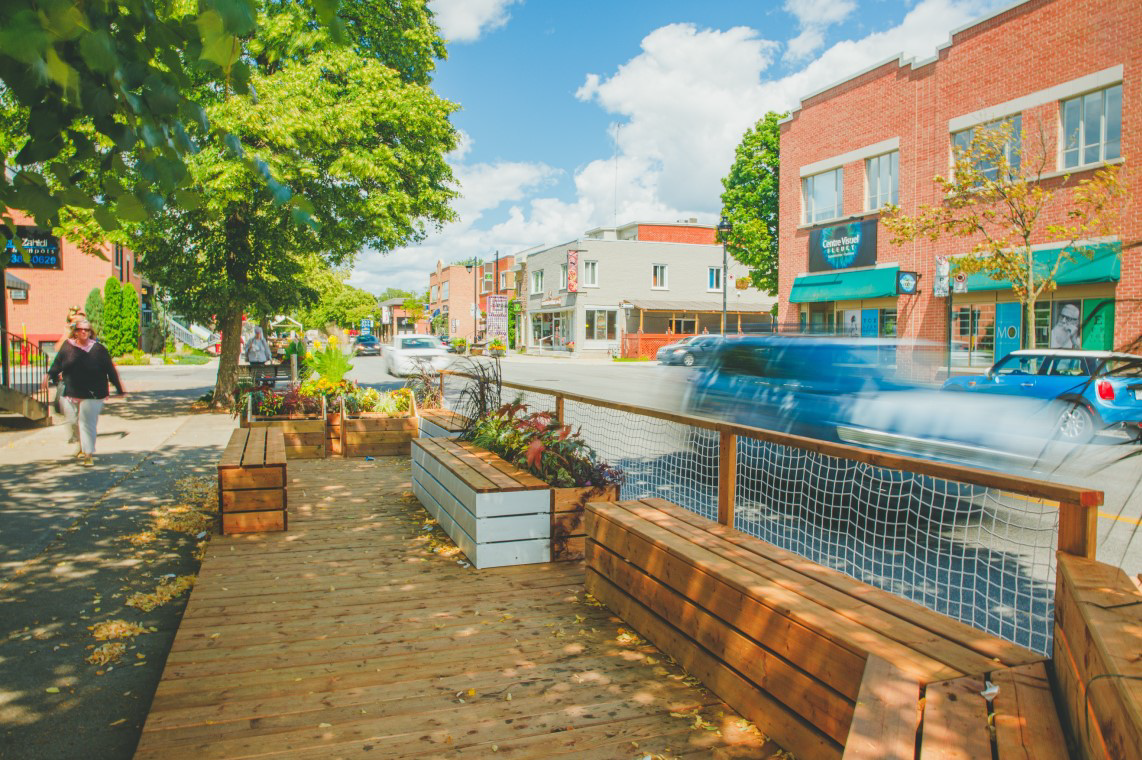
top-left (965, 242), bottom-right (1121, 292)
top-left (789, 266), bottom-right (899, 303)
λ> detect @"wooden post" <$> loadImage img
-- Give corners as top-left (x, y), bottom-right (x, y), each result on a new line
top-left (555, 395), bottom-right (564, 426)
top-left (1057, 499), bottom-right (1098, 559)
top-left (718, 428), bottom-right (736, 527)
top-left (438, 371), bottom-right (445, 405)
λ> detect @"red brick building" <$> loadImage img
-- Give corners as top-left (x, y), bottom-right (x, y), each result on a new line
top-left (3, 211), bottom-right (145, 352)
top-left (778, 0), bottom-right (1140, 372)
top-left (428, 256), bottom-right (516, 342)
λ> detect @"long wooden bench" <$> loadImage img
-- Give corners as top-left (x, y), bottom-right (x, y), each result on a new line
top-left (411, 438), bottom-right (551, 568)
top-left (417, 408), bottom-right (468, 439)
top-left (585, 497), bottom-right (1065, 760)
top-left (1054, 553), bottom-right (1142, 760)
top-left (217, 427), bottom-right (287, 534)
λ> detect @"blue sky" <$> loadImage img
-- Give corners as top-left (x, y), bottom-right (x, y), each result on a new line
top-left (350, 0), bottom-right (1011, 293)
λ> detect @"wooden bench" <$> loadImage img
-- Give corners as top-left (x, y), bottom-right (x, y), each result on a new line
top-left (1054, 553), bottom-right (1142, 760)
top-left (411, 438), bottom-right (550, 568)
top-left (417, 408), bottom-right (468, 439)
top-left (585, 497), bottom-right (1061, 760)
top-left (218, 427), bottom-right (288, 534)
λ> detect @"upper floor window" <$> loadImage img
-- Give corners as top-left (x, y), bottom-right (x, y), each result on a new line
top-left (866, 151), bottom-right (898, 210)
top-left (483, 272), bottom-right (493, 293)
top-left (583, 260), bottom-right (598, 287)
top-left (531, 269), bottom-right (543, 293)
top-left (113, 243), bottom-right (123, 268)
top-left (499, 272), bottom-right (507, 290)
top-left (652, 264), bottom-right (668, 289)
top-left (430, 284), bottom-right (438, 301)
top-left (707, 266), bottom-right (722, 292)
top-left (1061, 84), bottom-right (1121, 169)
top-left (802, 168), bottom-right (842, 224)
top-left (560, 263), bottom-right (568, 290)
top-left (441, 281), bottom-right (449, 300)
top-left (952, 114), bottom-right (1021, 181)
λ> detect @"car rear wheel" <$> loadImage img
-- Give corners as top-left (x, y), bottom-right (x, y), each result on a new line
top-left (682, 352), bottom-right (695, 367)
top-left (1057, 403), bottom-right (1095, 443)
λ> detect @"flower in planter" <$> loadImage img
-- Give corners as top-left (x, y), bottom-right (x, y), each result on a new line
top-left (465, 402), bottom-right (624, 489)
top-left (489, 338), bottom-right (507, 351)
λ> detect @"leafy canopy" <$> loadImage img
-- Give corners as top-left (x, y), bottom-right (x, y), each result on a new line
top-left (719, 111), bottom-right (784, 294)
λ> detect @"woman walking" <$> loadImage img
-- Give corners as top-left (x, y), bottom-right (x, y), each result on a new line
top-left (43, 320), bottom-right (126, 466)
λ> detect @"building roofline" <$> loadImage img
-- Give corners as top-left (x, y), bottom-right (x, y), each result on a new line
top-left (780, 0), bottom-right (1031, 123)
top-left (583, 219), bottom-right (715, 236)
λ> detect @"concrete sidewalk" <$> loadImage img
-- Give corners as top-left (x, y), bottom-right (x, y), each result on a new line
top-left (0, 391), bottom-right (236, 759)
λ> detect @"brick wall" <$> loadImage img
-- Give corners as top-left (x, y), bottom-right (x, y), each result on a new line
top-left (779, 0), bottom-right (1141, 349)
top-left (636, 224), bottom-right (717, 245)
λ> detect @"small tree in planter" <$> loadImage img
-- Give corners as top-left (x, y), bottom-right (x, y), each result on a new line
top-left (465, 401), bottom-right (625, 560)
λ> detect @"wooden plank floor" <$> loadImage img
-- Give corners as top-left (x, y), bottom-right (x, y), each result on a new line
top-left (134, 458), bottom-right (777, 759)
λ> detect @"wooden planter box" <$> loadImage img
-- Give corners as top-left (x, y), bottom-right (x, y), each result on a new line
top-left (247, 395), bottom-right (327, 459)
top-left (218, 427), bottom-right (287, 534)
top-left (552, 484), bottom-right (620, 561)
top-left (410, 438), bottom-right (620, 568)
top-left (342, 414), bottom-right (418, 457)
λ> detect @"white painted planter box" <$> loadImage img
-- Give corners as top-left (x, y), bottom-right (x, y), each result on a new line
top-left (411, 443), bottom-right (552, 569)
top-left (418, 416), bottom-right (462, 439)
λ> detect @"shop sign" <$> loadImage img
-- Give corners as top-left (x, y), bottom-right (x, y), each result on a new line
top-left (808, 219), bottom-right (876, 272)
top-left (896, 271), bottom-right (920, 295)
top-left (485, 294), bottom-right (509, 341)
top-left (567, 250), bottom-right (579, 293)
top-left (540, 290), bottom-right (562, 307)
top-left (3, 225), bottom-right (61, 269)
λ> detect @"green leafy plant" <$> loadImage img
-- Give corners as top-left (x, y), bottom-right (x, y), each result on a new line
top-left (464, 401), bottom-right (624, 489)
top-left (452, 337), bottom-right (467, 353)
top-left (344, 387), bottom-right (413, 416)
top-left (489, 338), bottom-right (506, 351)
top-left (307, 338), bottom-right (353, 384)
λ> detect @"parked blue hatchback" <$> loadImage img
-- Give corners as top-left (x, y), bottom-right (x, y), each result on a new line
top-left (942, 349), bottom-right (1142, 443)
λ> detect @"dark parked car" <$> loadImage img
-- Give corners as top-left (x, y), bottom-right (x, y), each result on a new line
top-left (353, 334), bottom-right (380, 356)
top-left (656, 335), bottom-right (723, 366)
top-left (683, 335), bottom-right (1065, 473)
top-left (942, 349), bottom-right (1142, 443)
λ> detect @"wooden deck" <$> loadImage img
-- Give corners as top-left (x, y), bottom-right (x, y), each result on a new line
top-left (134, 458), bottom-right (775, 759)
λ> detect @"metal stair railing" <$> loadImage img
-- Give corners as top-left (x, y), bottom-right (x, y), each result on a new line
top-left (0, 331), bottom-right (51, 419)
top-left (165, 314), bottom-right (216, 350)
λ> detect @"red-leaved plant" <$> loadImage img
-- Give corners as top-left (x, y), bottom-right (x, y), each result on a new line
top-left (466, 402), bottom-right (624, 489)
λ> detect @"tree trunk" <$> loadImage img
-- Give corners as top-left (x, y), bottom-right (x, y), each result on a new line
top-left (1024, 298), bottom-right (1037, 349)
top-left (213, 309), bottom-right (243, 408)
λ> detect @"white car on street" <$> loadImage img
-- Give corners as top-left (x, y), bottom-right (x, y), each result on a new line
top-left (383, 334), bottom-right (452, 377)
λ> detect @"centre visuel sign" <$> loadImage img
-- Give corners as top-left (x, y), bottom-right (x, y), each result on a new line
top-left (3, 225), bottom-right (61, 269)
top-left (485, 294), bottom-right (509, 341)
top-left (808, 219), bottom-right (877, 273)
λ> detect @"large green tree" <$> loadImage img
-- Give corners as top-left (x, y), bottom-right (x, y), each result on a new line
top-left (719, 111), bottom-right (785, 295)
top-left (297, 262), bottom-right (377, 329)
top-left (132, 0), bottom-right (458, 405)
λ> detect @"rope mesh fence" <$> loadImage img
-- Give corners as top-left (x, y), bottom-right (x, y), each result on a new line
top-left (438, 372), bottom-right (1063, 655)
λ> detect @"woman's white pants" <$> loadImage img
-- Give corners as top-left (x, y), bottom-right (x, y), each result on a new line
top-left (62, 398), bottom-right (105, 455)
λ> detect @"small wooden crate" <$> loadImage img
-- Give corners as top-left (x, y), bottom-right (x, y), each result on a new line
top-left (218, 427), bottom-right (287, 534)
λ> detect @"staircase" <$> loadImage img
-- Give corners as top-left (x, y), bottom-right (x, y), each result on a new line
top-left (165, 315), bottom-right (218, 351)
top-left (0, 331), bottom-right (52, 422)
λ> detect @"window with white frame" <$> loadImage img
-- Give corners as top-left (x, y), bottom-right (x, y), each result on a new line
top-left (952, 114), bottom-right (1022, 180)
top-left (802, 168), bottom-right (843, 224)
top-left (499, 272), bottom-right (507, 290)
top-left (707, 266), bottom-right (722, 292)
top-left (652, 264), bottom-right (668, 289)
top-left (1061, 84), bottom-right (1121, 169)
top-left (582, 260), bottom-right (598, 287)
top-left (483, 272), bottom-right (493, 293)
top-left (560, 263), bottom-right (568, 290)
top-left (430, 284), bottom-right (438, 301)
top-left (866, 151), bottom-right (899, 210)
top-left (585, 309), bottom-right (617, 341)
top-left (531, 269), bottom-right (543, 293)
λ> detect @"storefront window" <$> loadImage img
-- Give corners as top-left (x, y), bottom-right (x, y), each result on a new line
top-left (585, 309), bottom-right (616, 341)
top-left (669, 318), bottom-right (696, 334)
top-left (951, 303), bottom-right (996, 368)
top-left (530, 312), bottom-right (574, 349)
top-left (880, 309), bottom-right (897, 337)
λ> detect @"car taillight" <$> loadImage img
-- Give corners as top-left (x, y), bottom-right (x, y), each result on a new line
top-left (1096, 379), bottom-right (1115, 401)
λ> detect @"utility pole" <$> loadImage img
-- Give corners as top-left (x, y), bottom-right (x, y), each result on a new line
top-left (717, 217), bottom-right (733, 335)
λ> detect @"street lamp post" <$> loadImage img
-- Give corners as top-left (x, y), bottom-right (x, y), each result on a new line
top-left (464, 259), bottom-right (480, 342)
top-left (717, 217), bottom-right (733, 335)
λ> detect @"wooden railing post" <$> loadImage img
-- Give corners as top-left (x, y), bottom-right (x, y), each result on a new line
top-left (1057, 497), bottom-right (1099, 559)
top-left (555, 395), bottom-right (564, 426)
top-left (718, 428), bottom-right (736, 527)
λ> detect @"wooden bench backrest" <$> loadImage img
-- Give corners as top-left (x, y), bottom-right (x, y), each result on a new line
top-left (412, 438), bottom-right (547, 493)
top-left (418, 408), bottom-right (469, 432)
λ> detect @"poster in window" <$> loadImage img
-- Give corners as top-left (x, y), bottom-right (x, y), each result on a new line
top-left (808, 219), bottom-right (877, 272)
top-left (1049, 300), bottom-right (1082, 349)
top-left (843, 309), bottom-right (860, 337)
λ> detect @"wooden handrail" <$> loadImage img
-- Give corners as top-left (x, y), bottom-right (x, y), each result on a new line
top-left (441, 370), bottom-right (1103, 557)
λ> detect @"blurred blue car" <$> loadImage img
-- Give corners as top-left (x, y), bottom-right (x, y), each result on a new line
top-left (942, 349), bottom-right (1142, 443)
top-left (683, 336), bottom-right (1064, 473)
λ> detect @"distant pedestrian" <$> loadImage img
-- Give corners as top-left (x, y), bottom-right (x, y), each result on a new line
top-left (52, 306), bottom-right (88, 439)
top-left (244, 326), bottom-right (272, 366)
top-left (43, 320), bottom-right (126, 466)
top-left (702, 327), bottom-right (709, 335)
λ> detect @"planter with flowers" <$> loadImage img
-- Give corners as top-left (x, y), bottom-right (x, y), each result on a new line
top-left (244, 385), bottom-right (327, 459)
top-left (488, 338), bottom-right (506, 358)
top-left (339, 387), bottom-right (419, 458)
top-left (411, 399), bottom-right (624, 567)
top-left (303, 335), bottom-right (355, 456)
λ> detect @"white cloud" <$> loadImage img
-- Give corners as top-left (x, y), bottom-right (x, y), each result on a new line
top-left (353, 0), bottom-right (1011, 293)
top-left (782, 0), bottom-right (856, 60)
top-left (429, 0), bottom-right (520, 43)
